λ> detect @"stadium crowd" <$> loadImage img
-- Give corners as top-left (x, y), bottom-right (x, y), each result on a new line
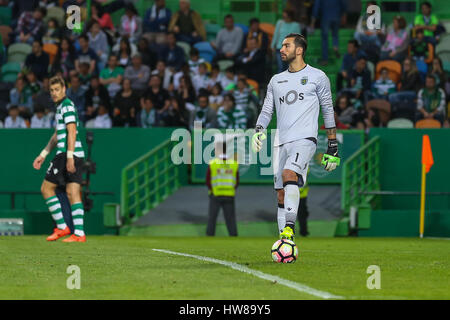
top-left (0, 0), bottom-right (448, 130)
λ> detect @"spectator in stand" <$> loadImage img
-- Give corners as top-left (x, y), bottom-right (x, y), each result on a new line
top-left (113, 78), bottom-right (140, 127)
top-left (216, 93), bottom-right (247, 129)
top-left (115, 37), bottom-right (134, 68)
top-left (30, 105), bottom-right (51, 128)
top-left (341, 56), bottom-right (371, 109)
top-left (85, 76), bottom-right (111, 122)
top-left (236, 37), bottom-right (266, 85)
top-left (93, 104), bottom-right (112, 128)
top-left (428, 57), bottom-right (447, 90)
top-left (337, 40), bottom-right (364, 92)
top-left (151, 60), bottom-right (173, 90)
top-left (140, 95), bottom-right (163, 128)
top-left (271, 9), bottom-right (301, 72)
top-left (15, 7), bottom-right (46, 44)
top-left (165, 95), bottom-right (191, 128)
top-left (369, 68), bottom-right (396, 100)
top-left (161, 32), bottom-right (186, 72)
top-left (168, 0), bottom-right (206, 45)
top-left (188, 48), bottom-right (206, 76)
top-left (124, 53), bottom-right (151, 93)
top-left (76, 34), bottom-right (99, 76)
top-left (207, 64), bottom-right (225, 91)
top-left (100, 55), bottom-right (124, 98)
top-left (78, 62), bottom-right (92, 88)
top-left (91, 1), bottom-right (115, 32)
top-left (52, 37), bottom-right (77, 79)
top-left (413, 1), bottom-right (439, 44)
top-left (380, 16), bottom-right (409, 62)
top-left (88, 20), bottom-right (110, 71)
top-left (209, 83), bottom-right (224, 112)
top-left (389, 57), bottom-right (421, 107)
top-left (10, 77), bottom-right (33, 117)
top-left (177, 75), bottom-right (196, 104)
top-left (143, 0), bottom-right (172, 44)
top-left (143, 74), bottom-right (171, 113)
top-left (233, 77), bottom-right (259, 112)
top-left (66, 74), bottom-right (86, 121)
top-left (416, 74), bottom-right (446, 124)
top-left (335, 94), bottom-right (357, 127)
top-left (4, 105), bottom-right (27, 128)
top-left (119, 3), bottom-right (142, 44)
top-left (409, 29), bottom-right (430, 62)
top-left (137, 38), bottom-right (158, 70)
top-left (190, 93), bottom-right (217, 130)
top-left (25, 70), bottom-right (42, 98)
top-left (211, 14), bottom-right (243, 62)
top-left (12, 0), bottom-right (39, 22)
top-left (192, 63), bottom-right (211, 95)
top-left (221, 67), bottom-right (237, 92)
top-left (310, 0), bottom-right (347, 65)
top-left (242, 18), bottom-right (269, 55)
top-left (354, 1), bottom-right (385, 50)
top-left (42, 18), bottom-right (61, 45)
top-left (25, 40), bottom-right (50, 81)
top-left (34, 76), bottom-right (54, 114)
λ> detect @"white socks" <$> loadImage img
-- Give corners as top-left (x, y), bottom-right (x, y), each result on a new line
top-left (277, 204), bottom-right (286, 233)
top-left (284, 183), bottom-right (300, 226)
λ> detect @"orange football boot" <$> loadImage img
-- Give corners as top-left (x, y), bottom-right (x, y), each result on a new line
top-left (62, 234), bottom-right (86, 242)
top-left (46, 227), bottom-right (71, 241)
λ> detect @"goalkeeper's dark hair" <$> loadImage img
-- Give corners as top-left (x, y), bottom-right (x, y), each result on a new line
top-left (284, 33), bottom-right (307, 57)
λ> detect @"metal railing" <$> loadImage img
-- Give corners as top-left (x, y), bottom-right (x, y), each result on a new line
top-left (120, 140), bottom-right (180, 224)
top-left (341, 136), bottom-right (381, 213)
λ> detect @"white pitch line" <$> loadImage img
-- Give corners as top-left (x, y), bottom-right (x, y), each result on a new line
top-left (153, 248), bottom-right (343, 300)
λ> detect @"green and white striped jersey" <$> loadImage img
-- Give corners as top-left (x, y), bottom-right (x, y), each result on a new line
top-left (55, 97), bottom-right (85, 158)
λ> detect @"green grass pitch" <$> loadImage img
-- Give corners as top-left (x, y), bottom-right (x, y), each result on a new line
top-left (1, 236), bottom-right (449, 300)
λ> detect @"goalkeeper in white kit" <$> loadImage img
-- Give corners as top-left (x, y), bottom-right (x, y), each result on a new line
top-left (252, 33), bottom-right (340, 241)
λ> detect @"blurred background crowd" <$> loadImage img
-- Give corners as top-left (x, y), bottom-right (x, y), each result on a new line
top-left (0, 0), bottom-right (448, 130)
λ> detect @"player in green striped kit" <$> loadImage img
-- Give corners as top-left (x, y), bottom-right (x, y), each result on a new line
top-left (33, 76), bottom-right (87, 242)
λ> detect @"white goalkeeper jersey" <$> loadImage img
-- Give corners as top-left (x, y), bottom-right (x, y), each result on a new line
top-left (256, 64), bottom-right (336, 146)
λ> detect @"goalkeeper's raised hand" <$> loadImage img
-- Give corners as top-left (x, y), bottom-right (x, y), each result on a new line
top-left (321, 139), bottom-right (340, 171)
top-left (252, 125), bottom-right (266, 153)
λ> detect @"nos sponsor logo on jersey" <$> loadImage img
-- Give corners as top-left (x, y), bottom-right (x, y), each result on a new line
top-left (279, 90), bottom-right (305, 105)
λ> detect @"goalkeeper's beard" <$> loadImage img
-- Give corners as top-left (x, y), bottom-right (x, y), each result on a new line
top-left (281, 52), bottom-right (296, 65)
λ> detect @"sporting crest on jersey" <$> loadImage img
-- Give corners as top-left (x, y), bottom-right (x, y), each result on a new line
top-left (301, 76), bottom-right (308, 85)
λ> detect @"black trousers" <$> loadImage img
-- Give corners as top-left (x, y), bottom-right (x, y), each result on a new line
top-left (207, 196), bottom-right (238, 236)
top-left (297, 197), bottom-right (309, 236)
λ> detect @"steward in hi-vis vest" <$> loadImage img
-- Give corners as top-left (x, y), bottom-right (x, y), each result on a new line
top-left (206, 142), bottom-right (239, 237)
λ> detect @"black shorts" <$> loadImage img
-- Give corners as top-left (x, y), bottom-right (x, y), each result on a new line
top-left (45, 152), bottom-right (85, 186)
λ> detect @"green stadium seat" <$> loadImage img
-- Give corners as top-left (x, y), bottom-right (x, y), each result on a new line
top-left (44, 6), bottom-right (65, 27)
top-left (438, 50), bottom-right (450, 63)
top-left (0, 6), bottom-right (11, 25)
top-left (7, 43), bottom-right (31, 63)
top-left (436, 35), bottom-right (450, 54)
top-left (218, 59), bottom-right (234, 71)
top-left (1, 62), bottom-right (21, 82)
top-left (176, 41), bottom-right (191, 59)
top-left (205, 23), bottom-right (221, 41)
top-left (387, 118), bottom-right (414, 128)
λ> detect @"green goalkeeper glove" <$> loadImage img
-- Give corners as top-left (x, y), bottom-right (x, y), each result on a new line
top-left (321, 139), bottom-right (340, 171)
top-left (252, 125), bottom-right (266, 153)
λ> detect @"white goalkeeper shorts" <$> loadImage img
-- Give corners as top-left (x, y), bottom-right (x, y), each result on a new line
top-left (273, 138), bottom-right (316, 190)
